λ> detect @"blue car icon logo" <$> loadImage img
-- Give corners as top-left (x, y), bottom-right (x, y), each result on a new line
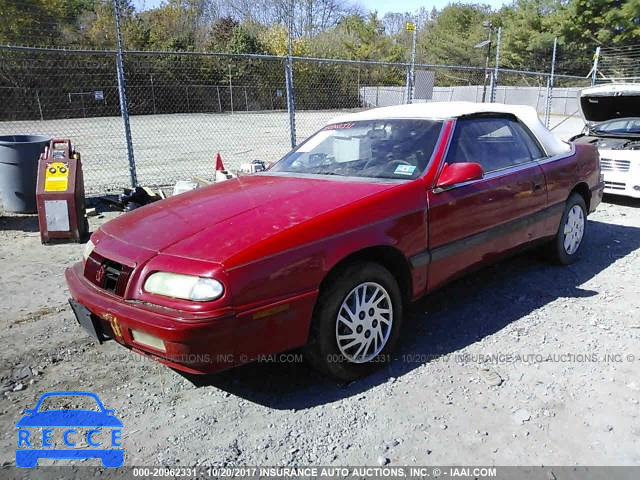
top-left (16, 391), bottom-right (123, 468)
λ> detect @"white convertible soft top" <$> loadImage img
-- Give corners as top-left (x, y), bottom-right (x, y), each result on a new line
top-left (329, 102), bottom-right (572, 156)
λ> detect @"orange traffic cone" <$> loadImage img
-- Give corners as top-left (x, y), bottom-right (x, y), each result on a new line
top-left (215, 152), bottom-right (225, 172)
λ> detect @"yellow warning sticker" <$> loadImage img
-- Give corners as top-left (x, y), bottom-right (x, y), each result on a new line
top-left (44, 161), bottom-right (70, 192)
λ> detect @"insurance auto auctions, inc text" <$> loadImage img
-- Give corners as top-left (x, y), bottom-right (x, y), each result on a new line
top-left (205, 467), bottom-right (498, 477)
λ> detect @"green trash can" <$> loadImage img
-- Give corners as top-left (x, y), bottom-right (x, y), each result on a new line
top-left (0, 135), bottom-right (51, 213)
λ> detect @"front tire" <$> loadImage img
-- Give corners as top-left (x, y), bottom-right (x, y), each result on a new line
top-left (549, 193), bottom-right (587, 265)
top-left (304, 261), bottom-right (403, 381)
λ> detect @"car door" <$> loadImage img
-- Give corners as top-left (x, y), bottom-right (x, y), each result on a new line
top-left (426, 114), bottom-right (548, 291)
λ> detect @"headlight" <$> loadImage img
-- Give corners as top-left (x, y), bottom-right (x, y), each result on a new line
top-left (82, 239), bottom-right (95, 261)
top-left (144, 272), bottom-right (224, 302)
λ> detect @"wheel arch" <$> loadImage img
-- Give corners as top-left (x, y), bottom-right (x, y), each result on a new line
top-left (321, 246), bottom-right (413, 305)
top-left (570, 182), bottom-right (591, 212)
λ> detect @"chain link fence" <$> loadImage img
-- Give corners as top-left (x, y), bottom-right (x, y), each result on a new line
top-left (594, 46), bottom-right (640, 83)
top-left (0, 48), bottom-right (132, 191)
top-left (0, 45), bottom-right (588, 194)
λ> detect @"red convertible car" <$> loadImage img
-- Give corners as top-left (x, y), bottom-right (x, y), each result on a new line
top-left (66, 102), bottom-right (603, 380)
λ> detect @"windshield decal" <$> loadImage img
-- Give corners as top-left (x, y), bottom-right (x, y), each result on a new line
top-left (323, 122), bottom-right (355, 130)
top-left (394, 165), bottom-right (416, 175)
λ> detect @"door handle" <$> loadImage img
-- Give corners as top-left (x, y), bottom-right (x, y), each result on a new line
top-left (533, 182), bottom-right (542, 192)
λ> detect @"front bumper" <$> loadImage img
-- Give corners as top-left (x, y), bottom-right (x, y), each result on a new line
top-left (599, 149), bottom-right (640, 199)
top-left (65, 262), bottom-right (317, 374)
top-left (602, 171), bottom-right (640, 199)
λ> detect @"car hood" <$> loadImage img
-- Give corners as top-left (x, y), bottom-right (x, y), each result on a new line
top-left (579, 84), bottom-right (640, 123)
top-left (99, 174), bottom-right (398, 265)
top-left (16, 410), bottom-right (123, 427)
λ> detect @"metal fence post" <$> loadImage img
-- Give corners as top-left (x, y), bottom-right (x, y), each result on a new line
top-left (113, 0), bottom-right (137, 188)
top-left (150, 74), bottom-right (157, 114)
top-left (228, 64), bottom-right (234, 114)
top-left (406, 23), bottom-right (417, 104)
top-left (480, 24), bottom-right (493, 103)
top-left (285, 0), bottom-right (297, 149)
top-left (590, 46), bottom-right (600, 86)
top-left (490, 26), bottom-right (502, 103)
top-left (545, 36), bottom-right (558, 127)
top-left (405, 65), bottom-right (411, 104)
top-left (285, 61), bottom-right (297, 149)
top-left (35, 89), bottom-right (44, 121)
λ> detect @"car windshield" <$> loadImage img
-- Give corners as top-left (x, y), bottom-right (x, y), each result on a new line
top-left (592, 117), bottom-right (640, 136)
top-left (269, 119), bottom-right (443, 180)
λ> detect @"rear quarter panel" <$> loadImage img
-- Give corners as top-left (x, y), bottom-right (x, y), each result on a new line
top-left (538, 143), bottom-right (601, 234)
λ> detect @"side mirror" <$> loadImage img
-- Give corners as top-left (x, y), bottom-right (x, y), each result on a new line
top-left (436, 162), bottom-right (483, 189)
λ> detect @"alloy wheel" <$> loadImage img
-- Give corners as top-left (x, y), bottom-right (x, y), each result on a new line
top-left (335, 282), bottom-right (393, 363)
top-left (563, 205), bottom-right (585, 255)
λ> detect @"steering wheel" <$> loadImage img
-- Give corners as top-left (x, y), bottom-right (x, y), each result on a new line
top-left (363, 157), bottom-right (384, 170)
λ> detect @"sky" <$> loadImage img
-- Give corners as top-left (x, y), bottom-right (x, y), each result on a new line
top-left (357, 0), bottom-right (508, 14)
top-left (133, 0), bottom-right (509, 15)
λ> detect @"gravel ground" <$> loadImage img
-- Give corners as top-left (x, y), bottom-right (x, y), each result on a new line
top-left (0, 192), bottom-right (639, 468)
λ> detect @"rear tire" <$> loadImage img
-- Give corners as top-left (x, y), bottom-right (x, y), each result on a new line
top-left (304, 261), bottom-right (403, 381)
top-left (548, 193), bottom-right (587, 265)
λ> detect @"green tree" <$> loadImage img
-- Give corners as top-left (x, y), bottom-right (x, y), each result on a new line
top-left (419, 3), bottom-right (494, 67)
top-left (81, 0), bottom-right (149, 49)
top-left (335, 13), bottom-right (404, 62)
top-left (208, 17), bottom-right (263, 54)
top-left (495, 0), bottom-right (565, 73)
top-left (564, 0), bottom-right (640, 46)
top-left (0, 0), bottom-right (66, 46)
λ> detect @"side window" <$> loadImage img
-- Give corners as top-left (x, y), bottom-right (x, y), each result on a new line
top-left (446, 116), bottom-right (540, 173)
top-left (510, 122), bottom-right (545, 160)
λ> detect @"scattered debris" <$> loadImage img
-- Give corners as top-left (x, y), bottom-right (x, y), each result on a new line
top-left (240, 160), bottom-right (267, 174)
top-left (377, 456), bottom-right (390, 466)
top-left (192, 176), bottom-right (213, 187)
top-left (120, 187), bottom-right (161, 212)
top-left (85, 207), bottom-right (97, 217)
top-left (215, 152), bottom-right (236, 182)
top-left (479, 368), bottom-right (503, 386)
top-left (514, 409), bottom-right (531, 425)
top-left (172, 181), bottom-right (199, 196)
top-left (216, 170), bottom-right (235, 182)
top-left (99, 186), bottom-right (161, 212)
top-left (13, 365), bottom-right (31, 380)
